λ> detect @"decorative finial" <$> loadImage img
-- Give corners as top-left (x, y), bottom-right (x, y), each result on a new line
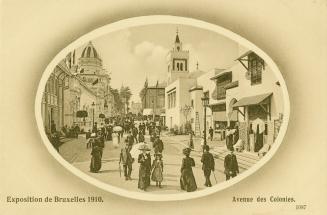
top-left (196, 62), bottom-right (199, 70)
top-left (176, 27), bottom-right (179, 35)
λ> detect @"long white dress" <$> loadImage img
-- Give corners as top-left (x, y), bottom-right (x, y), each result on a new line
top-left (112, 133), bottom-right (119, 148)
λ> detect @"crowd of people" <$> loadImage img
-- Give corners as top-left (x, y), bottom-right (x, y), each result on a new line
top-left (49, 116), bottom-right (240, 193)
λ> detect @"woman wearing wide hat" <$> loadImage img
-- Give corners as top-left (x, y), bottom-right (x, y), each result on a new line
top-left (138, 144), bottom-right (152, 191)
top-left (180, 147), bottom-right (197, 192)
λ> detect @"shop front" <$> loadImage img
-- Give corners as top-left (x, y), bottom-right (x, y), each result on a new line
top-left (233, 93), bottom-right (273, 153)
top-left (209, 102), bottom-right (237, 140)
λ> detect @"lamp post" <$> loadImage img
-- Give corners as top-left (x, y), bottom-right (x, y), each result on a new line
top-left (201, 93), bottom-right (209, 149)
top-left (91, 102), bottom-right (95, 128)
top-left (152, 99), bottom-right (155, 122)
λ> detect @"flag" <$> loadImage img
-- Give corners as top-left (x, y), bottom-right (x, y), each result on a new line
top-left (66, 53), bottom-right (71, 68)
top-left (144, 78), bottom-right (148, 89)
top-left (92, 78), bottom-right (99, 85)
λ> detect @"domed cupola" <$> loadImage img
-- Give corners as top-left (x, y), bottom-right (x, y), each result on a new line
top-left (79, 41), bottom-right (102, 68)
top-left (81, 41), bottom-right (100, 58)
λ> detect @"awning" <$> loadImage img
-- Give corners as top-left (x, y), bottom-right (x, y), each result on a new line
top-left (208, 101), bottom-right (226, 106)
top-left (235, 50), bottom-right (253, 61)
top-left (210, 71), bottom-right (232, 80)
top-left (233, 93), bottom-right (272, 107)
top-left (143, 108), bottom-right (153, 115)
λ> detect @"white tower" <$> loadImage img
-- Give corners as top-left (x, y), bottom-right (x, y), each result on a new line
top-left (167, 30), bottom-right (189, 84)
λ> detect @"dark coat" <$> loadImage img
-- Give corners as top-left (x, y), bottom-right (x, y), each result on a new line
top-left (120, 148), bottom-right (134, 165)
top-left (90, 146), bottom-right (102, 172)
top-left (201, 152), bottom-right (215, 171)
top-left (127, 134), bottom-right (134, 146)
top-left (224, 153), bottom-right (239, 175)
top-left (153, 139), bottom-right (164, 153)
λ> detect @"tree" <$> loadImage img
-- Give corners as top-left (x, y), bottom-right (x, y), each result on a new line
top-left (76, 110), bottom-right (88, 125)
top-left (180, 104), bottom-right (192, 133)
top-left (120, 86), bottom-right (132, 114)
top-left (139, 87), bottom-right (145, 99)
top-left (110, 87), bottom-right (123, 115)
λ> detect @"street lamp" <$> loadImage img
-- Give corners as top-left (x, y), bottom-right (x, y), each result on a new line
top-left (201, 93), bottom-right (209, 149)
top-left (152, 99), bottom-right (155, 122)
top-left (91, 102), bottom-right (95, 128)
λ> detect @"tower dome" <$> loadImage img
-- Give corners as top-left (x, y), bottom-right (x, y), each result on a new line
top-left (81, 41), bottom-right (100, 59)
top-left (79, 41), bottom-right (102, 68)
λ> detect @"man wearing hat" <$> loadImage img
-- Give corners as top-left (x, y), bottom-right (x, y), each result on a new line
top-left (153, 136), bottom-right (164, 154)
top-left (119, 144), bottom-right (134, 180)
top-left (127, 130), bottom-right (134, 147)
top-left (224, 147), bottom-right (239, 180)
top-left (201, 145), bottom-right (215, 187)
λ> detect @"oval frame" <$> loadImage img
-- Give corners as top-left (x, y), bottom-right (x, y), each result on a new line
top-left (35, 15), bottom-right (290, 201)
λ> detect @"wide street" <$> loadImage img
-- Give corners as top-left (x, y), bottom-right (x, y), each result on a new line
top-left (58, 132), bottom-right (245, 194)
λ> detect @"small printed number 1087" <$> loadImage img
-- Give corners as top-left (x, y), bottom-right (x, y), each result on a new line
top-left (296, 205), bottom-right (306, 210)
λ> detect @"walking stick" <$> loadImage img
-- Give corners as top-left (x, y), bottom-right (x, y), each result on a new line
top-left (212, 170), bottom-right (217, 184)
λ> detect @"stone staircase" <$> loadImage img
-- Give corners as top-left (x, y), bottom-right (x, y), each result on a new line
top-left (211, 147), bottom-right (260, 170)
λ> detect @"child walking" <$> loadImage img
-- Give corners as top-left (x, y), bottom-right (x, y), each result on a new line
top-left (151, 153), bottom-right (163, 188)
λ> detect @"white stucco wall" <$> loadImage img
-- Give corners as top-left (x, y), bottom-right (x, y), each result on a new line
top-left (226, 61), bottom-right (284, 121)
top-left (165, 78), bottom-right (196, 129)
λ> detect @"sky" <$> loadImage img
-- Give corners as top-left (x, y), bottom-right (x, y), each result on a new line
top-left (74, 24), bottom-right (241, 103)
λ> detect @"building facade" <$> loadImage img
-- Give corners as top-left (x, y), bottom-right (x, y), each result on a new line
top-left (164, 31), bottom-right (284, 154)
top-left (141, 81), bottom-right (166, 122)
top-left (76, 41), bottom-right (114, 122)
top-left (130, 101), bottom-right (142, 115)
top-left (42, 41), bottom-right (114, 133)
top-left (42, 60), bottom-right (70, 134)
top-left (224, 50), bottom-right (284, 152)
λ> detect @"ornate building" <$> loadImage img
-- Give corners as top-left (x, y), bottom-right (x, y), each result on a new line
top-left (42, 41), bottom-right (114, 134)
top-left (76, 41), bottom-right (114, 123)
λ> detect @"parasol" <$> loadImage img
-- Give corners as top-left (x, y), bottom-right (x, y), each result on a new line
top-left (113, 126), bottom-right (123, 132)
top-left (130, 142), bottom-right (151, 160)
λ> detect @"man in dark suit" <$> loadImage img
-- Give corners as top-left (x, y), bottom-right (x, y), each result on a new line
top-left (153, 136), bottom-right (164, 154)
top-left (119, 144), bottom-right (134, 180)
top-left (224, 147), bottom-right (239, 180)
top-left (201, 145), bottom-right (215, 187)
top-left (127, 130), bottom-right (134, 147)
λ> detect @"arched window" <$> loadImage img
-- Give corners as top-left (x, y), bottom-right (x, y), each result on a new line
top-left (177, 63), bottom-right (180, 71)
top-left (180, 63), bottom-right (183, 71)
top-left (87, 47), bottom-right (91, 57)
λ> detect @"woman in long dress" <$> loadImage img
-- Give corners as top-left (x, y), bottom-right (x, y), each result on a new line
top-left (90, 143), bottom-right (102, 173)
top-left (138, 147), bottom-right (151, 191)
top-left (112, 132), bottom-right (119, 148)
top-left (180, 148), bottom-right (197, 192)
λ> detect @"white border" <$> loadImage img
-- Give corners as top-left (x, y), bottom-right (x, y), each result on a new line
top-left (35, 15), bottom-right (290, 201)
